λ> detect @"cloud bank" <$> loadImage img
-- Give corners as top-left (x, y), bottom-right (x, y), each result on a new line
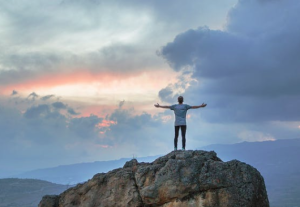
top-left (0, 0), bottom-right (234, 92)
top-left (159, 0), bottom-right (300, 123)
top-left (0, 96), bottom-right (172, 175)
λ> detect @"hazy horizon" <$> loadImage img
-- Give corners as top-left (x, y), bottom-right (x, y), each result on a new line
top-left (1, 0), bottom-right (300, 174)
top-left (1, 138), bottom-right (299, 178)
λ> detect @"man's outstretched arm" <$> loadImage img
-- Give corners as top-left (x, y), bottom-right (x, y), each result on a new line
top-left (191, 103), bottom-right (207, 109)
top-left (154, 103), bottom-right (171, 109)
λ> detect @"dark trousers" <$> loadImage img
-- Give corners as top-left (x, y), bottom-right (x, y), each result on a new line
top-left (174, 125), bottom-right (187, 149)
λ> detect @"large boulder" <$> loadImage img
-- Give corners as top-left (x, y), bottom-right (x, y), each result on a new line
top-left (39, 150), bottom-right (269, 207)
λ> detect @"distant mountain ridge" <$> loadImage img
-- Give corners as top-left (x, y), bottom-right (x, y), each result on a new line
top-left (17, 155), bottom-right (160, 184)
top-left (0, 178), bottom-right (69, 207)
top-left (16, 139), bottom-right (300, 185)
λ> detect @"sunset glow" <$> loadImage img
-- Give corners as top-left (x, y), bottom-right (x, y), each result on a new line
top-left (97, 120), bottom-right (117, 128)
top-left (2, 69), bottom-right (179, 109)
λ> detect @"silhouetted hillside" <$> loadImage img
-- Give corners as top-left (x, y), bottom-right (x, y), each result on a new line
top-left (0, 178), bottom-right (70, 207)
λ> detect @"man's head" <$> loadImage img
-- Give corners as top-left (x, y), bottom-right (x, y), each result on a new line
top-left (178, 96), bottom-right (184, 104)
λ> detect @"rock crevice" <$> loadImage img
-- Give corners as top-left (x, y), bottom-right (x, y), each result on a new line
top-left (39, 150), bottom-right (269, 207)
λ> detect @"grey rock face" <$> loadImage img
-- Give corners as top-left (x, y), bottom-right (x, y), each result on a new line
top-left (39, 150), bottom-right (269, 207)
top-left (38, 195), bottom-right (60, 207)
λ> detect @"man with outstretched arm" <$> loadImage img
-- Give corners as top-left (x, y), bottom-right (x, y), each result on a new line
top-left (154, 96), bottom-right (207, 151)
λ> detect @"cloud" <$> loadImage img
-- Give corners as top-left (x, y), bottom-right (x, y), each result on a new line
top-left (27, 92), bottom-right (39, 101)
top-left (11, 90), bottom-right (18, 96)
top-left (41, 94), bottom-right (55, 101)
top-left (158, 70), bottom-right (194, 103)
top-left (103, 108), bottom-right (171, 149)
top-left (51, 101), bottom-right (80, 115)
top-left (0, 52), bottom-right (63, 88)
top-left (0, 92), bottom-right (176, 173)
top-left (52, 101), bottom-right (67, 109)
top-left (0, 100), bottom-right (102, 172)
top-left (119, 100), bottom-right (125, 109)
top-left (0, 0), bottom-right (233, 46)
top-left (68, 115), bottom-right (103, 139)
top-left (24, 104), bottom-right (50, 119)
top-left (67, 108), bottom-right (80, 115)
top-left (159, 0), bottom-right (300, 123)
top-left (0, 44), bottom-right (160, 91)
top-left (238, 130), bottom-right (276, 142)
top-left (0, 0), bottom-right (235, 91)
top-left (158, 85), bottom-right (174, 103)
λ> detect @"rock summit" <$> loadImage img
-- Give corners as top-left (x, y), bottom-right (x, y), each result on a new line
top-left (39, 150), bottom-right (269, 207)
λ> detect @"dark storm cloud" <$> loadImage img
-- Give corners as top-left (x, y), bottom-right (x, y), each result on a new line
top-left (23, 100), bottom-right (80, 120)
top-left (159, 0), bottom-right (300, 123)
top-left (67, 108), bottom-right (80, 115)
top-left (68, 115), bottom-right (103, 139)
top-left (0, 102), bottom-right (80, 172)
top-left (104, 108), bottom-right (168, 146)
top-left (0, 98), bottom-right (173, 173)
top-left (118, 100), bottom-right (125, 109)
top-left (25, 99), bottom-right (81, 116)
top-left (158, 85), bottom-right (175, 103)
top-left (158, 72), bottom-right (193, 103)
top-left (24, 104), bottom-right (50, 119)
top-left (52, 101), bottom-right (67, 109)
top-left (27, 92), bottom-right (39, 101)
top-left (41, 95), bottom-right (55, 101)
top-left (0, 99), bottom-right (108, 168)
top-left (11, 90), bottom-right (18, 96)
top-left (109, 109), bottom-right (155, 128)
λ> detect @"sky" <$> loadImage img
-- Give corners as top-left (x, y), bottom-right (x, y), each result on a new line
top-left (1, 0), bottom-right (300, 175)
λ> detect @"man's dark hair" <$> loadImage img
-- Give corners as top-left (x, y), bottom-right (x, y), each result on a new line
top-left (178, 96), bottom-right (184, 104)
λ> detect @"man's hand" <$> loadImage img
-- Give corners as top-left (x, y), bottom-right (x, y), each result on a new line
top-left (154, 103), bottom-right (171, 109)
top-left (191, 103), bottom-right (207, 109)
top-left (200, 103), bottom-right (207, 107)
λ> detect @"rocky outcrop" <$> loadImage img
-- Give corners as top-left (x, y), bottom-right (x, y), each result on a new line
top-left (39, 150), bottom-right (269, 207)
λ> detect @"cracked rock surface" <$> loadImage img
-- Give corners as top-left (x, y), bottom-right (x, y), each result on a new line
top-left (38, 150), bottom-right (269, 207)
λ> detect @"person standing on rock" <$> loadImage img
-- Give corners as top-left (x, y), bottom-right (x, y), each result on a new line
top-left (154, 96), bottom-right (207, 151)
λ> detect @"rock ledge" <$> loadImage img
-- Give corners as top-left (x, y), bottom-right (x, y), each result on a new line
top-left (39, 150), bottom-right (269, 207)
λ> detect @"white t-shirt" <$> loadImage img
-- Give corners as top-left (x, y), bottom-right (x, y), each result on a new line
top-left (170, 104), bottom-right (192, 126)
